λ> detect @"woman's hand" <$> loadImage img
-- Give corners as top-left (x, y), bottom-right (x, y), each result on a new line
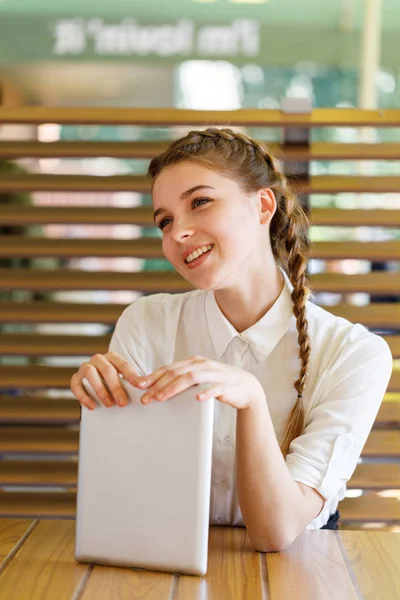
top-left (70, 352), bottom-right (142, 410)
top-left (137, 355), bottom-right (265, 411)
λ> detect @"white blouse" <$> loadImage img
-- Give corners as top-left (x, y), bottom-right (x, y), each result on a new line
top-left (109, 266), bottom-right (393, 529)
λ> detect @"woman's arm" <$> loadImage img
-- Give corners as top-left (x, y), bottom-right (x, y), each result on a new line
top-left (236, 396), bottom-right (324, 552)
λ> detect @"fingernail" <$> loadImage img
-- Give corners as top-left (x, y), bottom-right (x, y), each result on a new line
top-left (118, 396), bottom-right (128, 406)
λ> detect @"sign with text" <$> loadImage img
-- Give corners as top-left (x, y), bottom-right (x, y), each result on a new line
top-left (52, 18), bottom-right (260, 58)
top-left (0, 16), bottom-right (260, 62)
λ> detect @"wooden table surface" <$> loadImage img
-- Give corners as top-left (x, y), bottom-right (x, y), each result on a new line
top-left (0, 518), bottom-right (399, 599)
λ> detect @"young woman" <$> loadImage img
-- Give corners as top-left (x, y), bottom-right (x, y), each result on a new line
top-left (70, 127), bottom-right (393, 552)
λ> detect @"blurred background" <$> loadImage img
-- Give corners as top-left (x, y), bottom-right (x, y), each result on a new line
top-left (0, 0), bottom-right (400, 530)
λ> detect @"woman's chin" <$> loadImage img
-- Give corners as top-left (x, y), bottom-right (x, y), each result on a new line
top-left (179, 269), bottom-right (220, 291)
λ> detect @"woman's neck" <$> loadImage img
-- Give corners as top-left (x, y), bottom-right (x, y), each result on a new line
top-left (213, 266), bottom-right (285, 334)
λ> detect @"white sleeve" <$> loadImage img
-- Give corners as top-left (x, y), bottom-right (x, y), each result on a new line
top-left (108, 297), bottom-right (147, 377)
top-left (285, 331), bottom-right (393, 503)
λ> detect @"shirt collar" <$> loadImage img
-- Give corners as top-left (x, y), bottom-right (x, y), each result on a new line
top-left (205, 266), bottom-right (294, 363)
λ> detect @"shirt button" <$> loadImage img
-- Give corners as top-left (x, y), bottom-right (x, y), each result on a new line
top-left (221, 481), bottom-right (228, 488)
top-left (224, 435), bottom-right (231, 444)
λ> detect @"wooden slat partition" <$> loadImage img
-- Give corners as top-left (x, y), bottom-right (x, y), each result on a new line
top-left (1, 426), bottom-right (398, 458)
top-left (0, 302), bottom-right (125, 324)
top-left (4, 334), bottom-right (400, 359)
top-left (1, 140), bottom-right (400, 160)
top-left (2, 173), bottom-right (400, 194)
top-left (1, 461), bottom-right (400, 491)
top-left (2, 237), bottom-right (400, 261)
top-left (1, 489), bottom-right (400, 524)
top-left (1, 301), bottom-right (400, 327)
top-left (1, 106), bottom-right (399, 126)
top-left (0, 106), bottom-right (399, 527)
top-left (2, 270), bottom-right (400, 294)
top-left (0, 396), bottom-right (399, 425)
top-left (2, 205), bottom-right (400, 227)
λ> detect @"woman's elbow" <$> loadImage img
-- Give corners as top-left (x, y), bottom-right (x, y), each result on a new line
top-left (249, 531), bottom-right (294, 553)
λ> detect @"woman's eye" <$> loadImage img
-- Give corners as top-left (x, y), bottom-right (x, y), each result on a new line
top-left (192, 197), bottom-right (209, 208)
top-left (158, 217), bottom-right (171, 230)
top-left (157, 197), bottom-right (210, 230)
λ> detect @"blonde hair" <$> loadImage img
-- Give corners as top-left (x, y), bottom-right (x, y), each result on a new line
top-left (148, 128), bottom-right (312, 457)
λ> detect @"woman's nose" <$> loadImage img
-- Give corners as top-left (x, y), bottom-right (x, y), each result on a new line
top-left (171, 220), bottom-right (194, 241)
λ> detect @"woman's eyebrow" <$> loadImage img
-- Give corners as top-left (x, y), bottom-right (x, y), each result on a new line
top-left (153, 185), bottom-right (215, 222)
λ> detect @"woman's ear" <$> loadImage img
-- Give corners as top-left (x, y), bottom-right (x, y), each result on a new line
top-left (258, 188), bottom-right (276, 225)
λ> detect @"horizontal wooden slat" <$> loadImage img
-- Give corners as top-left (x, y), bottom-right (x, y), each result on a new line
top-left (1, 174), bottom-right (400, 194)
top-left (0, 460), bottom-right (78, 487)
top-left (0, 490), bottom-right (76, 519)
top-left (2, 301), bottom-right (400, 328)
top-left (339, 496), bottom-right (400, 523)
top-left (0, 237), bottom-right (163, 259)
top-left (0, 302), bottom-right (125, 324)
top-left (388, 371), bottom-right (399, 393)
top-left (0, 269), bottom-right (190, 292)
top-left (310, 176), bottom-right (400, 194)
top-left (0, 427), bottom-right (78, 454)
top-left (311, 208), bottom-right (400, 227)
top-left (2, 460), bottom-right (399, 491)
top-left (0, 334), bottom-right (110, 355)
top-left (2, 270), bottom-right (400, 294)
top-left (1, 365), bottom-right (399, 391)
top-left (0, 205), bottom-right (154, 226)
top-left (0, 174), bottom-right (151, 193)
top-left (0, 395), bottom-right (398, 426)
top-left (348, 464), bottom-right (400, 490)
top-left (326, 304), bottom-right (400, 328)
top-left (1, 426), bottom-right (398, 457)
top-left (0, 140), bottom-right (169, 159)
top-left (0, 366), bottom-right (77, 388)
top-left (0, 304), bottom-right (82, 325)
top-left (376, 401), bottom-right (400, 425)
top-left (3, 237), bottom-right (400, 261)
top-left (309, 142), bottom-right (400, 161)
top-left (2, 205), bottom-right (400, 227)
top-left (314, 241), bottom-right (400, 261)
top-left (386, 337), bottom-right (400, 358)
top-left (362, 430), bottom-right (400, 458)
top-left (1, 490), bottom-right (399, 521)
top-left (1, 107), bottom-right (399, 127)
top-left (0, 397), bottom-right (79, 424)
top-left (2, 334), bottom-right (399, 358)
top-left (1, 141), bottom-right (399, 161)
top-left (309, 273), bottom-right (400, 294)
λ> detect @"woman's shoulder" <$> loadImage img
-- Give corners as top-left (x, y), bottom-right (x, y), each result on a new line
top-left (306, 300), bottom-right (392, 367)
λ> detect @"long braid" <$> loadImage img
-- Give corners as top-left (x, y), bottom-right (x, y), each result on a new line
top-left (148, 127), bottom-right (313, 457)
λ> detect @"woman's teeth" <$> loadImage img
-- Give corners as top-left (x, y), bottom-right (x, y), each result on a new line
top-left (185, 244), bottom-right (213, 264)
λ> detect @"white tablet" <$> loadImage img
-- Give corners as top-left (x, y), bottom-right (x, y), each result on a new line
top-left (74, 377), bottom-right (215, 576)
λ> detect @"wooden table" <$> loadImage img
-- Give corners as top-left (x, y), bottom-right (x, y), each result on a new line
top-left (0, 519), bottom-right (399, 599)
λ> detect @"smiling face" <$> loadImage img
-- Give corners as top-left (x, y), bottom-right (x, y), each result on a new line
top-left (151, 161), bottom-right (275, 291)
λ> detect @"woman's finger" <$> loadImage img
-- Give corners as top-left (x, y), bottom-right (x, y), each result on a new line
top-left (138, 356), bottom-right (200, 389)
top-left (70, 373), bottom-right (98, 410)
top-left (79, 362), bottom-right (116, 407)
top-left (104, 352), bottom-right (142, 388)
top-left (143, 367), bottom-right (218, 403)
top-left (89, 353), bottom-right (133, 406)
top-left (196, 384), bottom-right (223, 401)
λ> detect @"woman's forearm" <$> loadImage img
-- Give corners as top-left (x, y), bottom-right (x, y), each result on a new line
top-left (236, 395), bottom-right (309, 552)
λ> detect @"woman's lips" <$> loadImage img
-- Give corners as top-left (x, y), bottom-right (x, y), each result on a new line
top-left (185, 246), bottom-right (214, 269)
